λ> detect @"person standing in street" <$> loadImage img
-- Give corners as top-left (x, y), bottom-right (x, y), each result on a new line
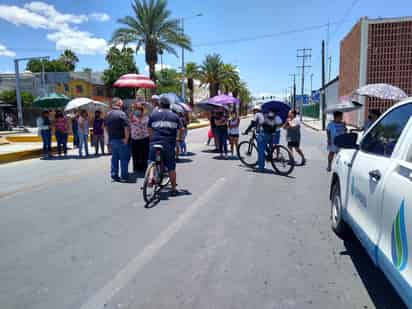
top-left (5, 113), bottom-right (14, 131)
top-left (37, 110), bottom-right (52, 158)
top-left (78, 110), bottom-right (90, 157)
top-left (130, 103), bottom-right (150, 173)
top-left (215, 109), bottom-right (229, 159)
top-left (284, 109), bottom-right (306, 165)
top-left (71, 111), bottom-right (79, 148)
top-left (104, 98), bottom-right (131, 182)
top-left (92, 111), bottom-right (105, 156)
top-left (228, 111), bottom-right (240, 157)
top-left (210, 111), bottom-right (219, 151)
top-left (326, 111), bottom-right (347, 172)
top-left (54, 110), bottom-right (69, 156)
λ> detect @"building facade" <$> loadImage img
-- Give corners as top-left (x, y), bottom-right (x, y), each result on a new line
top-left (339, 16), bottom-right (412, 127)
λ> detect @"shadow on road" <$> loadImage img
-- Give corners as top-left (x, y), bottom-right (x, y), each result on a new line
top-left (341, 237), bottom-right (407, 308)
top-left (176, 158), bottom-right (193, 164)
top-left (145, 188), bottom-right (192, 209)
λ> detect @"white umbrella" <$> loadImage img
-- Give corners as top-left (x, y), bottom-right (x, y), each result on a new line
top-left (353, 83), bottom-right (408, 101)
top-left (326, 96), bottom-right (362, 114)
top-left (64, 98), bottom-right (109, 112)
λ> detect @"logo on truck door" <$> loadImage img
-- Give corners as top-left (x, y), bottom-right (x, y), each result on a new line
top-left (391, 200), bottom-right (408, 271)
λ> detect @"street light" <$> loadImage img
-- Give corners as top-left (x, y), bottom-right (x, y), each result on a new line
top-left (14, 56), bottom-right (49, 127)
top-left (181, 13), bottom-right (203, 102)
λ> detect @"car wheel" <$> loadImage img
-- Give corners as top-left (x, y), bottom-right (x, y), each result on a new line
top-left (331, 184), bottom-right (350, 239)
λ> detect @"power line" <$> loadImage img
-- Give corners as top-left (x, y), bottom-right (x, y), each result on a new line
top-left (193, 22), bottom-right (340, 47)
top-left (330, 0), bottom-right (361, 41)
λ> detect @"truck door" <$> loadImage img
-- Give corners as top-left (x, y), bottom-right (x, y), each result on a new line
top-left (377, 117), bottom-right (412, 306)
top-left (347, 103), bottom-right (412, 261)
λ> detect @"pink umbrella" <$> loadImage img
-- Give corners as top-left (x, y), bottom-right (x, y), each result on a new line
top-left (113, 79), bottom-right (156, 89)
top-left (119, 74), bottom-right (151, 81)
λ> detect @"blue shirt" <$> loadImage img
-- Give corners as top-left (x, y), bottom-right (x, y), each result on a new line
top-left (148, 109), bottom-right (182, 144)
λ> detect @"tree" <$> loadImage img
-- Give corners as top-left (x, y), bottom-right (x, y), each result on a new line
top-left (199, 54), bottom-right (224, 97)
top-left (0, 89), bottom-right (34, 107)
top-left (58, 49), bottom-right (79, 71)
top-left (220, 63), bottom-right (240, 95)
top-left (111, 0), bottom-right (192, 82)
top-left (156, 68), bottom-right (181, 94)
top-left (185, 62), bottom-right (200, 106)
top-left (102, 46), bottom-right (139, 98)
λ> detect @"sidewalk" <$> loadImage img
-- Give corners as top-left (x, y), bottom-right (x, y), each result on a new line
top-left (302, 116), bottom-right (358, 132)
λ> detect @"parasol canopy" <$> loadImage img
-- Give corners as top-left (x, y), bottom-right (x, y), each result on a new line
top-left (353, 83), bottom-right (408, 101)
top-left (113, 79), bottom-right (156, 89)
top-left (64, 98), bottom-right (108, 112)
top-left (119, 74), bottom-right (151, 80)
top-left (326, 96), bottom-right (362, 114)
top-left (261, 100), bottom-right (291, 123)
top-left (196, 100), bottom-right (229, 111)
top-left (33, 93), bottom-right (70, 109)
top-left (209, 95), bottom-right (240, 105)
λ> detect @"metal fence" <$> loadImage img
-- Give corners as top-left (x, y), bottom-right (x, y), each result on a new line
top-left (302, 103), bottom-right (320, 119)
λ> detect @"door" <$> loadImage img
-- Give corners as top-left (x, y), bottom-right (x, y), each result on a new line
top-left (377, 125), bottom-right (412, 306)
top-left (347, 103), bottom-right (412, 261)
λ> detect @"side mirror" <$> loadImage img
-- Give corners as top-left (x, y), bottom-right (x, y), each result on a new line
top-left (335, 133), bottom-right (359, 149)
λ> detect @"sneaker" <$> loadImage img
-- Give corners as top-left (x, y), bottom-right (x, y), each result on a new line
top-left (111, 176), bottom-right (121, 182)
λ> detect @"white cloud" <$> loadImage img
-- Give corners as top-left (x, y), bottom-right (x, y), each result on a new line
top-left (145, 64), bottom-right (173, 72)
top-left (89, 13), bottom-right (110, 22)
top-left (0, 44), bottom-right (16, 57)
top-left (0, 2), bottom-right (109, 55)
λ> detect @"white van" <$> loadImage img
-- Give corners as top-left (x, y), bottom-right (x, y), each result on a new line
top-left (329, 98), bottom-right (412, 306)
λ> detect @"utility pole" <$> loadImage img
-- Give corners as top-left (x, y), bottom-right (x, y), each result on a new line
top-left (328, 56), bottom-right (332, 81)
top-left (310, 73), bottom-right (314, 100)
top-left (180, 13), bottom-right (203, 102)
top-left (321, 41), bottom-right (326, 130)
top-left (297, 48), bottom-right (312, 120)
top-left (14, 56), bottom-right (49, 127)
top-left (289, 73), bottom-right (297, 110)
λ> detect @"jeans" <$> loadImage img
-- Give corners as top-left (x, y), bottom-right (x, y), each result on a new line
top-left (215, 126), bottom-right (228, 155)
top-left (72, 129), bottom-right (79, 147)
top-left (93, 134), bottom-right (105, 155)
top-left (110, 139), bottom-right (130, 179)
top-left (41, 130), bottom-right (52, 155)
top-left (257, 132), bottom-right (273, 170)
top-left (55, 131), bottom-right (68, 155)
top-left (179, 129), bottom-right (187, 154)
top-left (78, 134), bottom-right (89, 156)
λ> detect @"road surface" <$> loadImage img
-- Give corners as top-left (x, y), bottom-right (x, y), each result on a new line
top-left (0, 120), bottom-right (406, 309)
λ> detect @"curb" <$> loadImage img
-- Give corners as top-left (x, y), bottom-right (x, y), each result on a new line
top-left (302, 121), bottom-right (322, 132)
top-left (0, 147), bottom-right (58, 165)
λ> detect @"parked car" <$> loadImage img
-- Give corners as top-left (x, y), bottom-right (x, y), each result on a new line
top-left (329, 98), bottom-right (412, 306)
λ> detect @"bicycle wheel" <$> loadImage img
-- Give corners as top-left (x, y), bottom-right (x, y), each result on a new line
top-left (270, 145), bottom-right (295, 176)
top-left (237, 141), bottom-right (259, 167)
top-left (143, 162), bottom-right (159, 203)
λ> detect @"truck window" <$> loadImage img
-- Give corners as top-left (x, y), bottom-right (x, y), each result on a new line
top-left (407, 145), bottom-right (412, 163)
top-left (360, 103), bottom-right (412, 158)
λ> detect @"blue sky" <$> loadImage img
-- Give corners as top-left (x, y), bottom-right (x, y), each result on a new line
top-left (0, 0), bottom-right (411, 96)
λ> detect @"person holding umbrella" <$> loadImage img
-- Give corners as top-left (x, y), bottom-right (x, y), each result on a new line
top-left (214, 108), bottom-right (229, 159)
top-left (130, 102), bottom-right (150, 173)
top-left (78, 110), bottom-right (90, 157)
top-left (284, 109), bottom-right (306, 165)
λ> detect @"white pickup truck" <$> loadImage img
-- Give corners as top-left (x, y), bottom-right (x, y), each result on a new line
top-left (329, 98), bottom-right (412, 306)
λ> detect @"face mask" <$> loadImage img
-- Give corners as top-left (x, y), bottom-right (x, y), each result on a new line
top-left (134, 110), bottom-right (142, 117)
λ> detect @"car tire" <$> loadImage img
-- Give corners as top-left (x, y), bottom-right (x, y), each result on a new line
top-left (331, 183), bottom-right (350, 239)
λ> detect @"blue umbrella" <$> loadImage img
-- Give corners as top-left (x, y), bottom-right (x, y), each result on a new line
top-left (160, 93), bottom-right (186, 113)
top-left (261, 100), bottom-right (291, 123)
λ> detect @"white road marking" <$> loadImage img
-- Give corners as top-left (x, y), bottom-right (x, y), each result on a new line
top-left (79, 177), bottom-right (227, 309)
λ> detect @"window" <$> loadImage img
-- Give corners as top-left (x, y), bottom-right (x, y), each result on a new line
top-left (407, 145), bottom-right (412, 163)
top-left (76, 85), bottom-right (84, 94)
top-left (361, 103), bottom-right (412, 157)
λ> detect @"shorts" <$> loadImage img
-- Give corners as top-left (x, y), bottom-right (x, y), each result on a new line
top-left (288, 141), bottom-right (300, 148)
top-left (229, 134), bottom-right (239, 138)
top-left (149, 142), bottom-right (176, 171)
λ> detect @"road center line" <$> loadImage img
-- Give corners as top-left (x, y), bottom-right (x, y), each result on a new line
top-left (79, 177), bottom-right (228, 309)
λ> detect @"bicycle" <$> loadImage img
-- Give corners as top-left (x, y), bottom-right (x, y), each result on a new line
top-left (237, 129), bottom-right (295, 176)
top-left (142, 144), bottom-right (170, 203)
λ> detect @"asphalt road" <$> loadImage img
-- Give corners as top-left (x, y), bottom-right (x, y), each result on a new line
top-left (0, 120), bottom-right (406, 309)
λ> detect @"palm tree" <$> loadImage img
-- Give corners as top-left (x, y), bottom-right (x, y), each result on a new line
top-left (200, 54), bottom-right (224, 97)
top-left (59, 49), bottom-right (79, 71)
top-left (220, 63), bottom-right (240, 94)
top-left (111, 0), bottom-right (192, 81)
top-left (185, 62), bottom-right (199, 106)
top-left (236, 81), bottom-right (252, 115)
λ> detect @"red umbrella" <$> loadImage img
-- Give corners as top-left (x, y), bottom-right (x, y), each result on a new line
top-left (119, 74), bottom-right (151, 81)
top-left (113, 79), bottom-right (156, 89)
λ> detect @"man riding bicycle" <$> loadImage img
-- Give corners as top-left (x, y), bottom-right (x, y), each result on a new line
top-left (245, 106), bottom-right (282, 172)
top-left (148, 96), bottom-right (183, 196)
